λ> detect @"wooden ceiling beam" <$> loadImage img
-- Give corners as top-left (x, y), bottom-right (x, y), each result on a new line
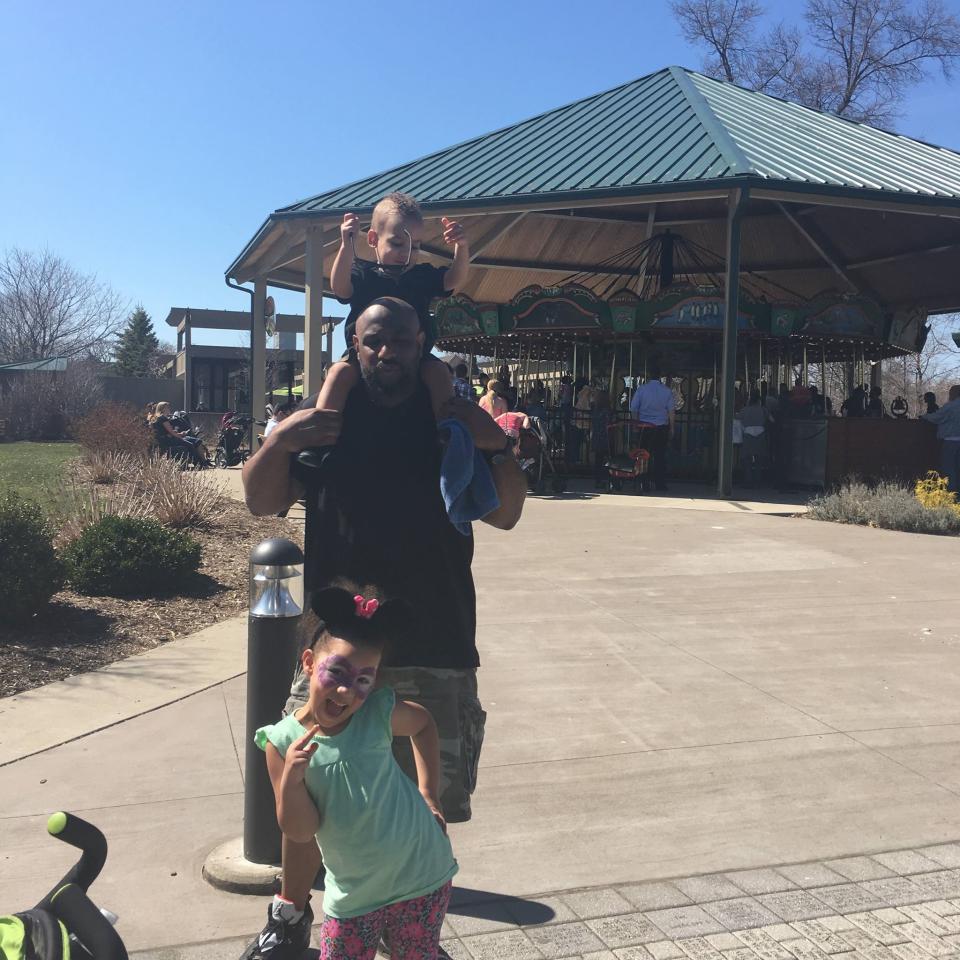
top-left (847, 241), bottom-right (960, 270)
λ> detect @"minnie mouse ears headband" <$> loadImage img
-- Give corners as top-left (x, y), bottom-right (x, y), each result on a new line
top-left (311, 586), bottom-right (414, 638)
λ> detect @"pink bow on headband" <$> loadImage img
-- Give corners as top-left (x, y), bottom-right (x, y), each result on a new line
top-left (354, 595), bottom-right (380, 619)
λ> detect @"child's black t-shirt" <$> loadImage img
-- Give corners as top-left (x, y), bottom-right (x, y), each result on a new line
top-left (337, 260), bottom-right (449, 350)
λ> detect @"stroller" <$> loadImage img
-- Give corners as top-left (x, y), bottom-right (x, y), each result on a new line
top-left (604, 422), bottom-right (651, 492)
top-left (518, 416), bottom-right (567, 494)
top-left (214, 413), bottom-right (260, 468)
top-left (1, 812), bottom-right (126, 960)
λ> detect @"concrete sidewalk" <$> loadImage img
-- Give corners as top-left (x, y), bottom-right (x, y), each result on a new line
top-left (2, 491), bottom-right (959, 956)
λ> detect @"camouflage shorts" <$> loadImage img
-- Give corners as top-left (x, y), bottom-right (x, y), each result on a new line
top-left (284, 666), bottom-right (485, 824)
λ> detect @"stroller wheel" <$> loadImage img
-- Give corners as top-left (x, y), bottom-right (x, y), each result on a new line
top-left (213, 449), bottom-right (227, 469)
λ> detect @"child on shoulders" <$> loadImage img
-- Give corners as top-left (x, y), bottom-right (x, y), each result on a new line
top-left (324, 191), bottom-right (470, 419)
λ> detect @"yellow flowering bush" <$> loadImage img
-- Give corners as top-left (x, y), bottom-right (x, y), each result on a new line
top-left (915, 472), bottom-right (960, 517)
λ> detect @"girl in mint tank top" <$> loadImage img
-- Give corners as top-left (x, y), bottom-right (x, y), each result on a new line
top-left (256, 584), bottom-right (457, 960)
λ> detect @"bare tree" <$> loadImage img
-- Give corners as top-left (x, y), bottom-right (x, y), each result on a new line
top-left (882, 314), bottom-right (960, 412)
top-left (672, 0), bottom-right (960, 125)
top-left (0, 248), bottom-right (127, 364)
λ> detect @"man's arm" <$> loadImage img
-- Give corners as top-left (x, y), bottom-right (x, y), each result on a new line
top-left (438, 397), bottom-right (526, 531)
top-left (241, 405), bottom-right (342, 516)
top-left (481, 455), bottom-right (526, 531)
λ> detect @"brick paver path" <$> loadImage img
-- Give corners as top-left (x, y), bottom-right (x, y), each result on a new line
top-left (432, 842), bottom-right (960, 960)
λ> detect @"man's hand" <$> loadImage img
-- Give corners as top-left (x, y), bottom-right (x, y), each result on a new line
top-left (439, 397), bottom-right (506, 452)
top-left (270, 407), bottom-right (342, 453)
top-left (441, 217), bottom-right (467, 248)
top-left (282, 725), bottom-right (320, 787)
top-left (341, 212), bottom-right (360, 247)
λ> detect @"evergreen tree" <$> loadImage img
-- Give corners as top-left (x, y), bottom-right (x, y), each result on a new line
top-left (113, 305), bottom-right (160, 377)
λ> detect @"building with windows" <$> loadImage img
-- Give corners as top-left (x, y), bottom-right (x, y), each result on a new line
top-left (165, 307), bottom-right (338, 412)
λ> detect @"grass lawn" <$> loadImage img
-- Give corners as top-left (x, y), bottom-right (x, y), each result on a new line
top-left (0, 441), bottom-right (80, 500)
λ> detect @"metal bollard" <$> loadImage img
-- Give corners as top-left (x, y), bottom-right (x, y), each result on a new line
top-left (243, 537), bottom-right (305, 865)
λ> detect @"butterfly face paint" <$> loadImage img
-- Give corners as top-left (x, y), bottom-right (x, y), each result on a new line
top-left (314, 654), bottom-right (377, 700)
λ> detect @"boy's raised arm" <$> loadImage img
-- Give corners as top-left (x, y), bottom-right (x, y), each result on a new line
top-left (441, 217), bottom-right (470, 292)
top-left (331, 212), bottom-right (359, 299)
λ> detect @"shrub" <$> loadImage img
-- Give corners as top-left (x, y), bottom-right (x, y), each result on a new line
top-left (0, 363), bottom-right (103, 441)
top-left (63, 515), bottom-right (201, 596)
top-left (808, 480), bottom-right (960, 536)
top-left (915, 472), bottom-right (960, 517)
top-left (72, 402), bottom-right (151, 456)
top-left (130, 454), bottom-right (224, 528)
top-left (0, 492), bottom-right (64, 623)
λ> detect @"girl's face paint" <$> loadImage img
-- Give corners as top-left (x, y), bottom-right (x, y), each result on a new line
top-left (314, 654), bottom-right (377, 700)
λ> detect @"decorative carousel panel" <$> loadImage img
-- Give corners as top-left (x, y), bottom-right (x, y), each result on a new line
top-left (887, 306), bottom-right (929, 352)
top-left (434, 294), bottom-right (485, 339)
top-left (771, 306), bottom-right (797, 337)
top-left (642, 285), bottom-right (756, 330)
top-left (608, 288), bottom-right (643, 333)
top-left (797, 296), bottom-right (885, 340)
top-left (508, 284), bottom-right (607, 332)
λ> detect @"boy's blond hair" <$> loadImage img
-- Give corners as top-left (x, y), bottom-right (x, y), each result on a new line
top-left (372, 192), bottom-right (424, 231)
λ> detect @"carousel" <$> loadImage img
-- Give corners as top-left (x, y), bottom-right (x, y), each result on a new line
top-left (226, 65), bottom-right (960, 493)
top-left (433, 230), bottom-right (934, 486)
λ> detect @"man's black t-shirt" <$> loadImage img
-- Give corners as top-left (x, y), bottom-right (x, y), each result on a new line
top-left (299, 382), bottom-right (477, 669)
top-left (337, 261), bottom-right (448, 351)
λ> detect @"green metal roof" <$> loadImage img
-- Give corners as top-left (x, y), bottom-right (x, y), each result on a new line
top-left (0, 357), bottom-right (68, 372)
top-left (276, 65), bottom-right (960, 216)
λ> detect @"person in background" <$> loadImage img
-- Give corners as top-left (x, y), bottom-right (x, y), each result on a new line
top-left (452, 363), bottom-right (474, 401)
top-left (591, 391), bottom-right (612, 490)
top-left (479, 378), bottom-right (508, 420)
top-left (150, 401), bottom-right (205, 466)
top-left (790, 376), bottom-right (812, 416)
top-left (922, 384), bottom-right (960, 493)
top-left (739, 388), bottom-right (770, 487)
top-left (924, 391), bottom-right (940, 416)
top-left (842, 384), bottom-right (866, 417)
top-left (575, 381), bottom-right (594, 412)
top-left (809, 385), bottom-right (826, 418)
top-left (264, 402), bottom-right (293, 438)
top-left (866, 385), bottom-right (885, 418)
top-left (495, 408), bottom-right (531, 450)
top-left (629, 366), bottom-right (675, 492)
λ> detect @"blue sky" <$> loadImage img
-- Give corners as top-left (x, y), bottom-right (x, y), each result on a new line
top-left (3, 0), bottom-right (959, 356)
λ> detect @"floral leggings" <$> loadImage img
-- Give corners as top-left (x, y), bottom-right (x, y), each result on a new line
top-left (319, 881), bottom-right (452, 959)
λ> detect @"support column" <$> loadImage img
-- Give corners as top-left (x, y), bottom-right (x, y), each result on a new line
top-left (183, 313), bottom-right (192, 411)
top-left (717, 186), bottom-right (747, 498)
top-left (252, 280), bottom-right (267, 430)
top-left (304, 227), bottom-right (326, 398)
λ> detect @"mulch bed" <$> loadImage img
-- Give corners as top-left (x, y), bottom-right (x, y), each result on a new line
top-left (0, 498), bottom-right (302, 698)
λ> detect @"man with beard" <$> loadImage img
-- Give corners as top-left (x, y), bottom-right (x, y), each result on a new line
top-left (240, 297), bottom-right (526, 960)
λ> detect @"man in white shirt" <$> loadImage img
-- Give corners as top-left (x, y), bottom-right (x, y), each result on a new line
top-left (629, 366), bottom-right (676, 491)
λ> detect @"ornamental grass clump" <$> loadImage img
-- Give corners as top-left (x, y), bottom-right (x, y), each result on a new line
top-left (130, 454), bottom-right (224, 529)
top-left (0, 492), bottom-right (65, 623)
top-left (63, 515), bottom-right (201, 597)
top-left (808, 479), bottom-right (960, 536)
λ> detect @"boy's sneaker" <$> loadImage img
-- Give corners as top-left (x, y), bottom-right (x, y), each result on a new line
top-left (239, 897), bottom-right (313, 960)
